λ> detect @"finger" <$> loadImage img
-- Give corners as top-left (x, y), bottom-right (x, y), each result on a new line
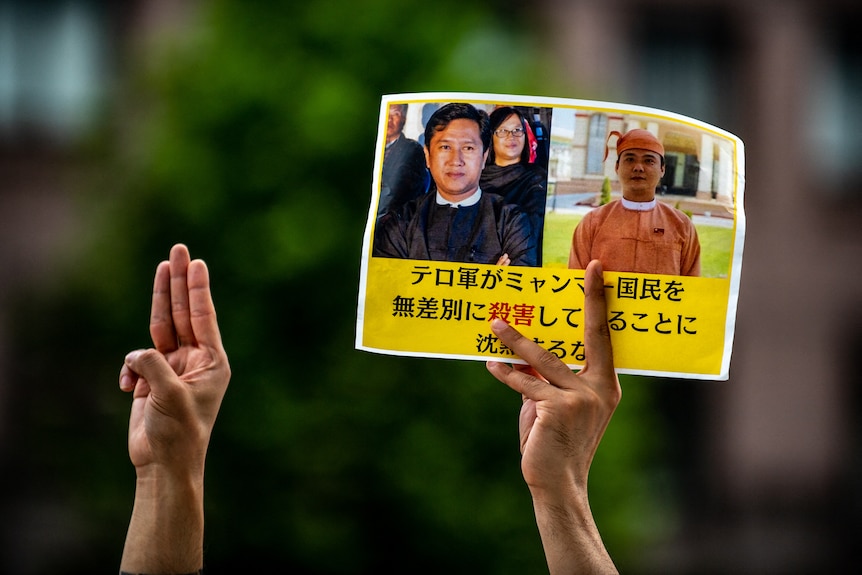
top-left (486, 360), bottom-right (558, 402)
top-left (187, 259), bottom-right (224, 350)
top-left (489, 318), bottom-right (576, 388)
top-left (150, 261), bottom-right (177, 353)
top-left (119, 363), bottom-right (139, 392)
top-left (127, 379), bottom-right (150, 448)
top-left (582, 260), bottom-right (615, 381)
top-left (517, 398), bottom-right (538, 454)
top-left (169, 244), bottom-right (196, 347)
top-left (513, 363), bottom-right (546, 383)
top-left (125, 349), bottom-right (180, 397)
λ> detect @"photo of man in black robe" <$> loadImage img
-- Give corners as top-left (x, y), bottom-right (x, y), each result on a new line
top-left (373, 103), bottom-right (537, 267)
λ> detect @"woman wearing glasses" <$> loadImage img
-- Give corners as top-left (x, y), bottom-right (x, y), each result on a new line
top-left (480, 106), bottom-right (549, 264)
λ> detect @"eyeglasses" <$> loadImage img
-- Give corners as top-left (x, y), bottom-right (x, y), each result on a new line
top-left (494, 128), bottom-right (525, 138)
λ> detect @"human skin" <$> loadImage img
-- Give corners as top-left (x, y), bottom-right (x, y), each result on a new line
top-left (423, 118), bottom-right (489, 203)
top-left (486, 259), bottom-right (620, 574)
top-left (615, 149), bottom-right (665, 202)
top-left (118, 244), bottom-right (230, 574)
top-left (386, 104), bottom-right (407, 145)
top-left (493, 113), bottom-right (526, 167)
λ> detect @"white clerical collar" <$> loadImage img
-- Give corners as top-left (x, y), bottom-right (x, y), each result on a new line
top-left (436, 189), bottom-right (482, 207)
top-left (621, 197), bottom-right (657, 211)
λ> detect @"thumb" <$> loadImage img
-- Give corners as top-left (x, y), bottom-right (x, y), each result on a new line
top-left (124, 349), bottom-right (179, 395)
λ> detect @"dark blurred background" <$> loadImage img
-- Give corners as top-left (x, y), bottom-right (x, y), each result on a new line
top-left (1, 0), bottom-right (861, 573)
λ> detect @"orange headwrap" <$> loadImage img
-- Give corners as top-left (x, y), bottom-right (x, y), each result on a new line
top-left (604, 129), bottom-right (664, 161)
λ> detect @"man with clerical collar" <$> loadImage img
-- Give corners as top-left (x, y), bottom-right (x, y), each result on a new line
top-left (568, 128), bottom-right (701, 276)
top-left (373, 103), bottom-right (537, 266)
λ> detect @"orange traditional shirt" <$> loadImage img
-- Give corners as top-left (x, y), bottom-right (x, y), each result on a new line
top-left (568, 199), bottom-right (701, 276)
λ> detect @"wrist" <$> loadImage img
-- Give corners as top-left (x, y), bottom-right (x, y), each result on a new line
top-left (524, 464), bottom-right (585, 503)
top-left (529, 475), bottom-right (600, 542)
top-left (529, 479), bottom-right (618, 574)
top-left (133, 464), bottom-right (204, 505)
top-left (130, 465), bottom-right (205, 542)
top-left (135, 456), bottom-right (205, 485)
top-left (122, 466), bottom-right (205, 573)
top-left (529, 478), bottom-right (589, 518)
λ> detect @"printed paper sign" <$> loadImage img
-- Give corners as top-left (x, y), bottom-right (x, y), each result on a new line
top-left (356, 92), bottom-right (745, 380)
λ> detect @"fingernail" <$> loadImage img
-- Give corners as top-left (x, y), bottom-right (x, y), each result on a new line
top-left (490, 318), bottom-right (507, 332)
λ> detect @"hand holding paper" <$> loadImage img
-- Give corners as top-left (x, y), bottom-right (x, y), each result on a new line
top-left (486, 259), bottom-right (620, 574)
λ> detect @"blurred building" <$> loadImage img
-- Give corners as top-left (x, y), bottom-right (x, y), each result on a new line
top-left (543, 0), bottom-right (862, 570)
top-left (0, 0), bottom-right (194, 398)
top-left (0, 0), bottom-right (106, 453)
top-left (0, 1), bottom-right (197, 572)
top-left (0, 0), bottom-right (197, 291)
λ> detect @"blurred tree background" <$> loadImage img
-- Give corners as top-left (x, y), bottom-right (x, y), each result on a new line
top-left (2, 0), bottom-right (680, 572)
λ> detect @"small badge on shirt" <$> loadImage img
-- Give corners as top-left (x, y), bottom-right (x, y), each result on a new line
top-left (653, 228), bottom-right (665, 235)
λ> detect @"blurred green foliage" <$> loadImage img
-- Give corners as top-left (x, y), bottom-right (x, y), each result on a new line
top-left (4, 0), bottom-right (678, 572)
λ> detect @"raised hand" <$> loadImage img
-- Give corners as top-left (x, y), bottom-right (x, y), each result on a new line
top-left (486, 259), bottom-right (620, 574)
top-left (119, 244), bottom-right (230, 574)
top-left (120, 243), bottom-right (230, 473)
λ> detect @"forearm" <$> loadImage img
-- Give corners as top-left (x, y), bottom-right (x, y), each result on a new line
top-left (531, 485), bottom-right (618, 575)
top-left (121, 469), bottom-right (205, 575)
